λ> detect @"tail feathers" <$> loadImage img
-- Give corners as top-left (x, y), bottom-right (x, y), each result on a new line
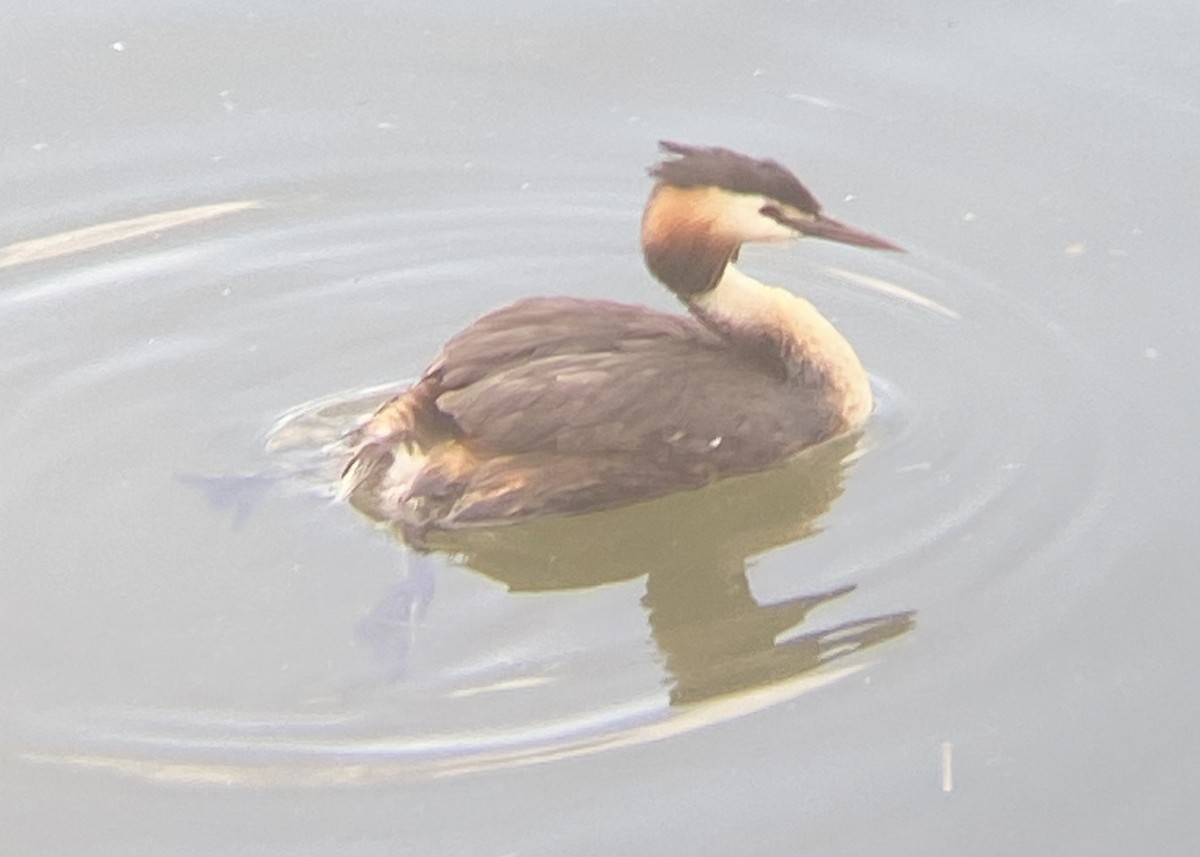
top-left (337, 393), bottom-right (427, 502)
top-left (338, 441), bottom-right (396, 502)
top-left (342, 395), bottom-right (420, 448)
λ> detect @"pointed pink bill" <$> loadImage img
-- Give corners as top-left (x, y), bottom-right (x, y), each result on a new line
top-left (793, 213), bottom-right (904, 252)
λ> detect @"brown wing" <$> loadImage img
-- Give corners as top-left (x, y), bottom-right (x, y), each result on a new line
top-left (429, 296), bottom-right (709, 388)
top-left (436, 328), bottom-right (838, 473)
top-left (342, 296), bottom-right (840, 530)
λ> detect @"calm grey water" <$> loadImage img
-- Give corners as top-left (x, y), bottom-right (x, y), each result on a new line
top-left (3, 1), bottom-right (1199, 855)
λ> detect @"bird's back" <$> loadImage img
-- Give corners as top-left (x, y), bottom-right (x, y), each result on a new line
top-left (341, 296), bottom-right (843, 534)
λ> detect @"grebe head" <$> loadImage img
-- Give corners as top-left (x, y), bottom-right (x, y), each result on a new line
top-left (642, 141), bottom-right (901, 297)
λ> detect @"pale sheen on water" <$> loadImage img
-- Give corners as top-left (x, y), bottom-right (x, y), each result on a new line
top-left (2, 2), bottom-right (1198, 855)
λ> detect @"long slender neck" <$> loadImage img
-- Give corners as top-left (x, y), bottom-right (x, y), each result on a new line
top-left (689, 264), bottom-right (872, 428)
top-left (641, 188), bottom-right (872, 429)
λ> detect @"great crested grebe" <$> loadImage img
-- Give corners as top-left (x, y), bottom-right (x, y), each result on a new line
top-left (340, 141), bottom-right (902, 535)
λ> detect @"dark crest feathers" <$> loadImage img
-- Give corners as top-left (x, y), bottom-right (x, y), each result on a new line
top-left (649, 141), bottom-right (822, 215)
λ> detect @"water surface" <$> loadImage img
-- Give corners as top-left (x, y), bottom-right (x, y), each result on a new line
top-left (2, 1), bottom-right (1198, 855)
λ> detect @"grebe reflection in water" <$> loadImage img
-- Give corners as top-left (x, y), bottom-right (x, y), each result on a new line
top-left (340, 142), bottom-right (902, 537)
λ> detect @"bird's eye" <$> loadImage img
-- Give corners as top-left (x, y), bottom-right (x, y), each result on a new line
top-left (759, 204), bottom-right (783, 221)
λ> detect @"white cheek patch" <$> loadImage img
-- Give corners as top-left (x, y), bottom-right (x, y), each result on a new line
top-left (715, 194), bottom-right (799, 242)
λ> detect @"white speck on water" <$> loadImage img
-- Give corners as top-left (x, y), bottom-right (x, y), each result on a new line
top-left (895, 461), bottom-right (931, 474)
top-left (1144, 347), bottom-right (1159, 359)
top-left (787, 92), bottom-right (836, 109)
top-left (376, 121), bottom-right (396, 130)
top-left (111, 41), bottom-right (126, 51)
top-left (941, 742), bottom-right (954, 792)
top-left (963, 211), bottom-right (976, 222)
top-left (708, 436), bottom-right (723, 449)
top-left (31, 142), bottom-right (48, 152)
